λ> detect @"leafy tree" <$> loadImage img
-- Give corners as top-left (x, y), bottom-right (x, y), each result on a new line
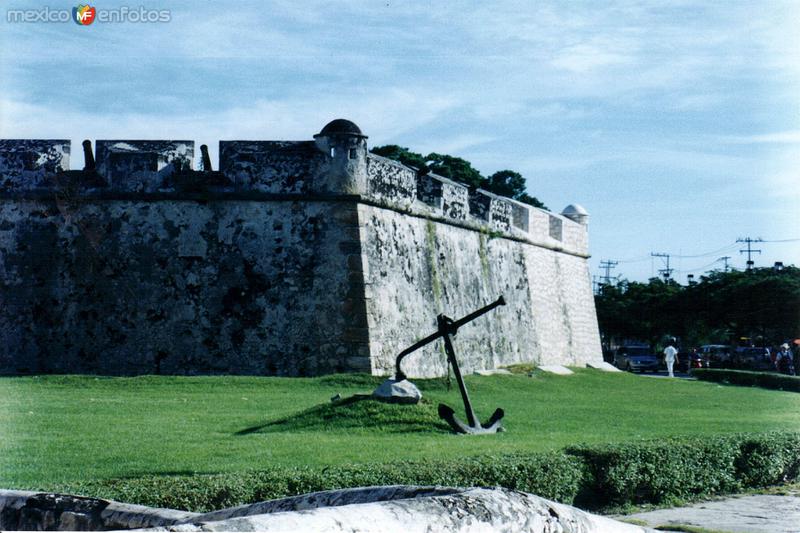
top-left (484, 170), bottom-right (548, 209)
top-left (370, 145), bottom-right (428, 171)
top-left (514, 193), bottom-right (547, 210)
top-left (423, 152), bottom-right (485, 189)
top-left (484, 170), bottom-right (525, 198)
top-left (595, 267), bottom-right (800, 349)
top-left (370, 145), bottom-right (547, 209)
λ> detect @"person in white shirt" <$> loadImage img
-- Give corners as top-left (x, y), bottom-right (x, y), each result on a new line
top-left (663, 341), bottom-right (679, 377)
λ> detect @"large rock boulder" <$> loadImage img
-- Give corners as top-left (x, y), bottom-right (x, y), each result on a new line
top-left (162, 486), bottom-right (653, 532)
top-left (1, 486), bottom-right (655, 532)
top-left (0, 490), bottom-right (198, 531)
top-left (372, 378), bottom-right (422, 404)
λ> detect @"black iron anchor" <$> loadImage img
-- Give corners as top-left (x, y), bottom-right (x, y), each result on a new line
top-left (395, 296), bottom-right (506, 435)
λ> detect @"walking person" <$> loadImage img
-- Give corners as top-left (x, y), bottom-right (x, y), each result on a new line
top-left (664, 340), bottom-right (679, 377)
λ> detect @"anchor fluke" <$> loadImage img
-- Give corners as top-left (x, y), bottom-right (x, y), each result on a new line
top-left (438, 404), bottom-right (505, 435)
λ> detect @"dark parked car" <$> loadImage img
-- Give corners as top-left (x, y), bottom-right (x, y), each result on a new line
top-left (614, 345), bottom-right (660, 373)
top-left (732, 347), bottom-right (773, 371)
top-left (698, 344), bottom-right (732, 369)
top-left (675, 350), bottom-right (709, 373)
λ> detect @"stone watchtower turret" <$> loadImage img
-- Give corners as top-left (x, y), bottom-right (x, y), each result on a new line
top-left (561, 204), bottom-right (589, 226)
top-left (313, 119), bottom-right (368, 195)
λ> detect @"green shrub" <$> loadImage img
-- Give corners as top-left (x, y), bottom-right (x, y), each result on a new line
top-left (734, 433), bottom-right (800, 486)
top-left (567, 432), bottom-right (800, 509)
top-left (567, 436), bottom-right (741, 508)
top-left (62, 452), bottom-right (583, 512)
top-left (693, 369), bottom-right (800, 392)
top-left (57, 433), bottom-right (800, 513)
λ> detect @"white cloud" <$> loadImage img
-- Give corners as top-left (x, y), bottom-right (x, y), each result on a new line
top-left (759, 149), bottom-right (800, 203)
top-left (0, 87), bottom-right (461, 168)
top-left (414, 134), bottom-right (496, 156)
top-left (671, 93), bottom-right (722, 111)
top-left (723, 131), bottom-right (800, 144)
top-left (550, 42), bottom-right (634, 73)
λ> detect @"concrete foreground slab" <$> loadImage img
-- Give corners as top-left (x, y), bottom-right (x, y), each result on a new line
top-left (474, 368), bottom-right (513, 376)
top-left (538, 365), bottom-right (574, 375)
top-left (586, 361), bottom-right (621, 372)
top-left (624, 494), bottom-right (800, 533)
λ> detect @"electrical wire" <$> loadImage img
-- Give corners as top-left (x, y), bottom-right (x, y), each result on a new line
top-left (671, 243), bottom-right (740, 259)
top-left (614, 242), bottom-right (738, 263)
top-left (673, 259), bottom-right (726, 274)
top-left (604, 238), bottom-right (797, 277)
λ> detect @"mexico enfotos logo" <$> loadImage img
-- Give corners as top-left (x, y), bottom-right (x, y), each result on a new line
top-left (73, 4), bottom-right (96, 25)
top-left (7, 4), bottom-right (171, 24)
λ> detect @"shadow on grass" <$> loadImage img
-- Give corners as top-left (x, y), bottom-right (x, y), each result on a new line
top-left (235, 395), bottom-right (450, 435)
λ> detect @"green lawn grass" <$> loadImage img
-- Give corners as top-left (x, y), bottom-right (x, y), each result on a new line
top-left (2, 369), bottom-right (799, 490)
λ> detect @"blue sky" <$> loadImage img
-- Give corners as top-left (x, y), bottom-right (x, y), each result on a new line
top-left (1, 1), bottom-right (798, 281)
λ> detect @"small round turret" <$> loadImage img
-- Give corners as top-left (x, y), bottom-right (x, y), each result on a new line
top-left (561, 204), bottom-right (589, 225)
top-left (313, 119), bottom-right (368, 194)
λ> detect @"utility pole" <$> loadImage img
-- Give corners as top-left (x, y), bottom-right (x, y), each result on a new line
top-left (592, 275), bottom-right (606, 295)
top-left (599, 260), bottom-right (619, 286)
top-left (736, 237), bottom-right (762, 271)
top-left (717, 256), bottom-right (731, 273)
top-left (650, 252), bottom-right (673, 281)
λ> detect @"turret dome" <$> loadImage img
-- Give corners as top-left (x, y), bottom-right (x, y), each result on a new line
top-left (317, 119), bottom-right (365, 137)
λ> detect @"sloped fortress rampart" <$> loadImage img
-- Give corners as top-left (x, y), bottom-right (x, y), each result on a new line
top-left (0, 120), bottom-right (602, 377)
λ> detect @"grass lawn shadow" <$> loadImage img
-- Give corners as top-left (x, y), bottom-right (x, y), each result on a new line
top-left (236, 394), bottom-right (450, 435)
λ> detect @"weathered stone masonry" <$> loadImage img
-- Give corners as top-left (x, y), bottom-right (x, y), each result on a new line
top-left (0, 120), bottom-right (602, 377)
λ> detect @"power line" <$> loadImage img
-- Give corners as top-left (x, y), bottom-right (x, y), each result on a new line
top-left (671, 242), bottom-right (739, 259)
top-left (616, 255), bottom-right (652, 264)
top-left (607, 237), bottom-right (794, 276)
top-left (674, 258), bottom-right (728, 274)
top-left (615, 241), bottom-right (738, 263)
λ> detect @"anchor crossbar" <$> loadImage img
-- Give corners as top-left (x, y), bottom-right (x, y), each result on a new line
top-left (394, 295), bottom-right (505, 380)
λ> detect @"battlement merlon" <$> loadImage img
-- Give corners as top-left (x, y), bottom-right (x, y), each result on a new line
top-left (0, 119), bottom-right (590, 256)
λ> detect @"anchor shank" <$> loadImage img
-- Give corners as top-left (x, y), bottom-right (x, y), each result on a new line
top-left (439, 315), bottom-right (478, 428)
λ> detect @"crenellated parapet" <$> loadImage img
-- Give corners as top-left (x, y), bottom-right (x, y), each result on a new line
top-left (0, 119), bottom-right (601, 377)
top-left (416, 171), bottom-right (469, 221)
top-left (218, 141), bottom-right (323, 193)
top-left (95, 140), bottom-right (193, 192)
top-left (0, 119), bottom-right (589, 256)
top-left (0, 139), bottom-right (70, 190)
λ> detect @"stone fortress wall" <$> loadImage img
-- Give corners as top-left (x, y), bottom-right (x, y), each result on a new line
top-left (0, 120), bottom-right (602, 377)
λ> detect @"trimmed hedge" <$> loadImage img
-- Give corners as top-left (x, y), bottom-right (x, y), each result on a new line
top-left (693, 369), bottom-right (800, 392)
top-left (59, 452), bottom-right (583, 512)
top-left (53, 432), bottom-right (800, 513)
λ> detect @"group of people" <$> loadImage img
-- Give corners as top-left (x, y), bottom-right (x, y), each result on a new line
top-left (661, 339), bottom-right (798, 377)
